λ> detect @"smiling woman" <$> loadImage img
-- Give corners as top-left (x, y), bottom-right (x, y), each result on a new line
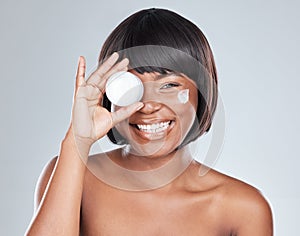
top-left (25, 8), bottom-right (273, 236)
top-left (112, 70), bottom-right (198, 158)
top-left (100, 9), bottom-right (218, 149)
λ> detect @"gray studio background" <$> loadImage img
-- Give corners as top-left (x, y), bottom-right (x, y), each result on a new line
top-left (1, 0), bottom-right (299, 235)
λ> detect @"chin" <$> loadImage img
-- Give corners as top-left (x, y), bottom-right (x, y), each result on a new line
top-left (116, 120), bottom-right (183, 158)
top-left (126, 141), bottom-right (180, 159)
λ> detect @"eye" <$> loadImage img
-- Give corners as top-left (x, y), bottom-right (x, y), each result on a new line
top-left (160, 82), bottom-right (180, 89)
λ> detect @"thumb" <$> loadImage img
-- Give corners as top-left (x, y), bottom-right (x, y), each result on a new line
top-left (75, 56), bottom-right (86, 92)
top-left (111, 102), bottom-right (144, 126)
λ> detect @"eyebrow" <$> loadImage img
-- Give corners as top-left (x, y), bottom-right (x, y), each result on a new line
top-left (155, 72), bottom-right (184, 80)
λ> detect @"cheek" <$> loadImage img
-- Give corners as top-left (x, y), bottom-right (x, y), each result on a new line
top-left (173, 102), bottom-right (197, 136)
top-left (190, 87), bottom-right (198, 111)
top-left (175, 87), bottom-right (197, 117)
top-left (177, 89), bottom-right (198, 136)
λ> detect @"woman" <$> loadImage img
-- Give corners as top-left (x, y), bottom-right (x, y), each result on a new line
top-left (26, 8), bottom-right (273, 235)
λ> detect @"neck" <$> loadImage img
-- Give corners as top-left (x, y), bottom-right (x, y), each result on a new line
top-left (118, 145), bottom-right (190, 171)
top-left (87, 146), bottom-right (194, 191)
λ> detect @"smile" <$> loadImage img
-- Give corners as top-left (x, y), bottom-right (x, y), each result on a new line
top-left (136, 121), bottom-right (172, 133)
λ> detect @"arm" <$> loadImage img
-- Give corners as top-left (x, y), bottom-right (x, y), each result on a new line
top-left (25, 55), bottom-right (143, 236)
top-left (26, 130), bottom-right (89, 236)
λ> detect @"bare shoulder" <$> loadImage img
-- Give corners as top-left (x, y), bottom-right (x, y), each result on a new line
top-left (203, 166), bottom-right (274, 235)
top-left (34, 156), bottom-right (58, 211)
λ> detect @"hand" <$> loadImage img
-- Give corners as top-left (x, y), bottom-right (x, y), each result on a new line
top-left (71, 53), bottom-right (143, 149)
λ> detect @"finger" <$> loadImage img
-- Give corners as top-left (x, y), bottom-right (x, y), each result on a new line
top-left (96, 58), bottom-right (129, 93)
top-left (102, 58), bottom-right (129, 80)
top-left (111, 102), bottom-right (144, 126)
top-left (87, 52), bottom-right (119, 85)
top-left (76, 56), bottom-right (86, 89)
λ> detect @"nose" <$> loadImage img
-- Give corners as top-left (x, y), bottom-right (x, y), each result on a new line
top-left (139, 100), bottom-right (162, 114)
top-left (138, 81), bottom-right (163, 114)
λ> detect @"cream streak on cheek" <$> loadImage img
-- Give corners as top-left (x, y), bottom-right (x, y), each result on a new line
top-left (177, 89), bottom-right (189, 104)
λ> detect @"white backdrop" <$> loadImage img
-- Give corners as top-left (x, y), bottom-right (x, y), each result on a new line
top-left (1, 0), bottom-right (299, 235)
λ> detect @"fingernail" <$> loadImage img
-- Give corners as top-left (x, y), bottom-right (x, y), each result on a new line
top-left (122, 58), bottom-right (129, 62)
top-left (136, 102), bottom-right (144, 110)
top-left (111, 52), bottom-right (119, 59)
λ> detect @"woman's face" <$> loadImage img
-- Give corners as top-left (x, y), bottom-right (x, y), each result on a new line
top-left (113, 70), bottom-right (198, 158)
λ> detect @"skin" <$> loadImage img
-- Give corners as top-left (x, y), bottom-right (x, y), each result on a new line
top-left (25, 54), bottom-right (273, 236)
top-left (112, 70), bottom-right (198, 162)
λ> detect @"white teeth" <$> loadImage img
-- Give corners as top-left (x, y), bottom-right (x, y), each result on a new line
top-left (136, 121), bottom-right (171, 133)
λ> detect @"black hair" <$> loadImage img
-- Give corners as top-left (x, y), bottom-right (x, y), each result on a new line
top-left (99, 8), bottom-right (218, 148)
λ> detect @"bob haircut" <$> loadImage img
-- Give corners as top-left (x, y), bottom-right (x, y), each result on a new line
top-left (99, 8), bottom-right (218, 148)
